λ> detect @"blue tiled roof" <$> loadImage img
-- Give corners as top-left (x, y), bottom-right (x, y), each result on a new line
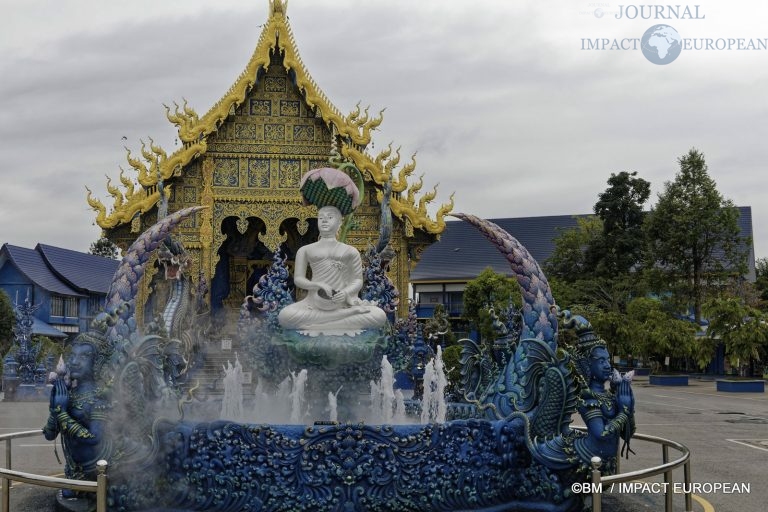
top-left (37, 244), bottom-right (119, 294)
top-left (32, 317), bottom-right (67, 338)
top-left (411, 214), bottom-right (582, 282)
top-left (1, 244), bottom-right (83, 296)
top-left (411, 207), bottom-right (755, 283)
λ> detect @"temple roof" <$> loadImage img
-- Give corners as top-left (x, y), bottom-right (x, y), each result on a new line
top-left (32, 317), bottom-right (68, 338)
top-left (0, 243), bottom-right (119, 297)
top-left (411, 214), bottom-right (582, 282)
top-left (37, 244), bottom-right (119, 294)
top-left (88, 0), bottom-right (452, 236)
top-left (411, 206), bottom-right (756, 283)
top-left (1, 244), bottom-right (84, 297)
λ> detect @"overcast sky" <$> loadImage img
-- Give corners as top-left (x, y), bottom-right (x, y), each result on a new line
top-left (1, 0), bottom-right (767, 260)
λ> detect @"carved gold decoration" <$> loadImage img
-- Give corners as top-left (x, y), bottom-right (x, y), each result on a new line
top-left (131, 214), bottom-right (141, 234)
top-left (236, 217), bottom-right (249, 234)
top-left (135, 253), bottom-right (159, 328)
top-left (91, 1), bottom-right (453, 320)
top-left (270, 0), bottom-right (288, 16)
top-left (200, 158), bottom-right (215, 285)
top-left (87, 137), bottom-right (204, 229)
top-left (89, 3), bottom-right (389, 230)
top-left (296, 218), bottom-right (309, 236)
top-left (342, 144), bottom-right (451, 235)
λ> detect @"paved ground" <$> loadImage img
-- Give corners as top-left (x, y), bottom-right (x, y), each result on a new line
top-left (1, 377), bottom-right (766, 511)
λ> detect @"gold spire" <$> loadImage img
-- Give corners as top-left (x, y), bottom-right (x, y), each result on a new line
top-left (270, 0), bottom-right (288, 17)
top-left (88, 0), bottom-right (452, 236)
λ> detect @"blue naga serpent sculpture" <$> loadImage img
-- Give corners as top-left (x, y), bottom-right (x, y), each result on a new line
top-left (51, 207), bottom-right (633, 512)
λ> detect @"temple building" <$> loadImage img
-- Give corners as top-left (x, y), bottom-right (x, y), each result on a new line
top-left (0, 244), bottom-right (119, 340)
top-left (411, 207), bottom-right (756, 345)
top-left (87, 0), bottom-right (452, 324)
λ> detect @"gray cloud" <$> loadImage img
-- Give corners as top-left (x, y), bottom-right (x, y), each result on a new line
top-left (1, 0), bottom-right (767, 261)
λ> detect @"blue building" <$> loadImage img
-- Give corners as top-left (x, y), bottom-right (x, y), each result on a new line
top-left (411, 206), bottom-right (756, 321)
top-left (0, 244), bottom-right (119, 341)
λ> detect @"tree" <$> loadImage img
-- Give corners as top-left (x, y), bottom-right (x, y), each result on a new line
top-left (623, 297), bottom-right (697, 370)
top-left (0, 290), bottom-right (15, 381)
top-left (590, 171), bottom-right (651, 277)
top-left (89, 237), bottom-right (119, 259)
top-left (755, 257), bottom-right (768, 307)
top-left (0, 289), bottom-right (14, 357)
top-left (545, 216), bottom-right (602, 280)
top-left (462, 267), bottom-right (517, 342)
top-left (423, 303), bottom-right (455, 347)
top-left (440, 344), bottom-right (463, 398)
top-left (644, 148), bottom-right (747, 324)
top-left (547, 215), bottom-right (640, 314)
top-left (703, 296), bottom-right (768, 376)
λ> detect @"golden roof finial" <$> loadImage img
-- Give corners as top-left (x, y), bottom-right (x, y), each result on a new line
top-left (270, 0), bottom-right (288, 17)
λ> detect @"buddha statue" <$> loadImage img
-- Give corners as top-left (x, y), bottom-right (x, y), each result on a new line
top-left (278, 205), bottom-right (387, 335)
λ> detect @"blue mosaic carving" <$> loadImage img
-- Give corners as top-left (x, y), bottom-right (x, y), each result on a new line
top-left (44, 208), bottom-right (638, 512)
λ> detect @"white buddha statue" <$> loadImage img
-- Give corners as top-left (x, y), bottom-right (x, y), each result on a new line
top-left (278, 205), bottom-right (387, 335)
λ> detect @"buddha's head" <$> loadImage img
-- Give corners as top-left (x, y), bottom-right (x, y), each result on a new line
top-left (317, 206), bottom-right (343, 237)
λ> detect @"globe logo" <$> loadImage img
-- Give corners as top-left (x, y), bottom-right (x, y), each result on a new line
top-left (641, 24), bottom-right (682, 65)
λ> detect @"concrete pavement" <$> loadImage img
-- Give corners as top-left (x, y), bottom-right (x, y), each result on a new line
top-left (2, 377), bottom-right (766, 511)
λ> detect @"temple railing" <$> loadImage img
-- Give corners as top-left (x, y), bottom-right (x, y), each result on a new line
top-left (580, 429), bottom-right (693, 512)
top-left (0, 430), bottom-right (108, 512)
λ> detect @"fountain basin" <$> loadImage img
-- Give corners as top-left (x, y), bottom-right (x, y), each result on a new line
top-left (279, 330), bottom-right (386, 368)
top-left (114, 418), bottom-right (580, 512)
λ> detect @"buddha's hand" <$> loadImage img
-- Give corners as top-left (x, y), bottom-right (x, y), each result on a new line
top-left (316, 282), bottom-right (334, 297)
top-left (332, 289), bottom-right (349, 305)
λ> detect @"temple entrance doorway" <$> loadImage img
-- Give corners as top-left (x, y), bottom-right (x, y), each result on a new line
top-left (210, 215), bottom-right (319, 319)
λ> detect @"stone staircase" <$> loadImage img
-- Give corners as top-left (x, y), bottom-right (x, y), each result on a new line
top-left (186, 333), bottom-right (253, 400)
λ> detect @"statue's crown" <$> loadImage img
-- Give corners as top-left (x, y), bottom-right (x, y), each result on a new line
top-left (299, 167), bottom-right (361, 215)
top-left (554, 307), bottom-right (607, 355)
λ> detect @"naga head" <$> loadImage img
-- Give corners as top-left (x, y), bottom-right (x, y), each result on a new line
top-left (158, 236), bottom-right (192, 280)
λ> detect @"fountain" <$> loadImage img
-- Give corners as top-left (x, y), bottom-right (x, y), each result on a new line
top-left (220, 355), bottom-right (244, 422)
top-left (420, 346), bottom-right (448, 424)
top-left (43, 170), bottom-right (636, 511)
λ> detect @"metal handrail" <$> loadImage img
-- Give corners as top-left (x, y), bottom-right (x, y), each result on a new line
top-left (0, 430), bottom-right (108, 512)
top-left (585, 431), bottom-right (693, 512)
top-left (3, 428), bottom-right (689, 512)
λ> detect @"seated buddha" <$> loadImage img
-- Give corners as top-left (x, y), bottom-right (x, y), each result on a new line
top-left (278, 205), bottom-right (387, 335)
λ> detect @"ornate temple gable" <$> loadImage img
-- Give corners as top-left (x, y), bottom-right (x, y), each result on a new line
top-left (341, 144), bottom-right (454, 236)
top-left (88, 0), bottom-right (452, 241)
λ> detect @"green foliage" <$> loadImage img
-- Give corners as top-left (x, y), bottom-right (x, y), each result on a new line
top-left (590, 171), bottom-right (651, 277)
top-left (423, 303), bottom-right (455, 346)
top-left (703, 296), bottom-right (768, 375)
top-left (623, 297), bottom-right (697, 363)
top-left (545, 216), bottom-right (603, 280)
top-left (89, 237), bottom-right (120, 259)
top-left (441, 344), bottom-right (463, 397)
top-left (462, 268), bottom-right (517, 342)
top-left (474, 308), bottom-right (497, 346)
top-left (755, 257), bottom-right (768, 307)
top-left (0, 289), bottom-right (14, 359)
top-left (34, 335), bottom-right (64, 363)
top-left (547, 171), bottom-right (650, 283)
top-left (644, 148), bottom-right (747, 323)
top-left (587, 309), bottom-right (630, 357)
top-left (545, 153), bottom-right (751, 372)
